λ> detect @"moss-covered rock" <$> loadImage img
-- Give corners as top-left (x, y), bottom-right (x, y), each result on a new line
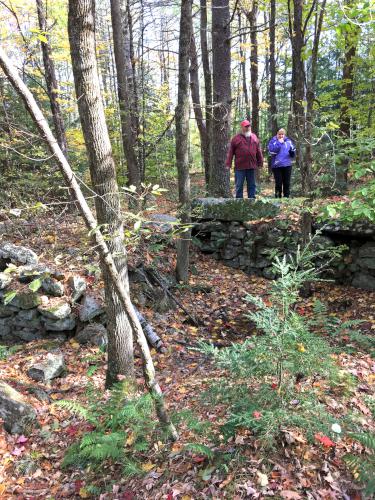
top-left (38, 301), bottom-right (71, 320)
top-left (192, 198), bottom-right (280, 222)
top-left (10, 291), bottom-right (41, 310)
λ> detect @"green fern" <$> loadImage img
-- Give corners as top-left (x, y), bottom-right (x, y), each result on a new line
top-left (55, 400), bottom-right (98, 425)
top-left (60, 383), bottom-right (160, 474)
top-left (184, 443), bottom-right (214, 459)
top-left (345, 432), bottom-right (375, 495)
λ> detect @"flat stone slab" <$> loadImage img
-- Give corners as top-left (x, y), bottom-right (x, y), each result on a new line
top-left (316, 221), bottom-right (375, 240)
top-left (0, 243), bottom-right (38, 266)
top-left (0, 381), bottom-right (37, 434)
top-left (146, 213), bottom-right (178, 233)
top-left (27, 352), bottom-right (65, 382)
top-left (191, 198), bottom-right (280, 222)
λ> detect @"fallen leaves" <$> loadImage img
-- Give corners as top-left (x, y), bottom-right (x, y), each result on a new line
top-left (315, 434), bottom-right (335, 448)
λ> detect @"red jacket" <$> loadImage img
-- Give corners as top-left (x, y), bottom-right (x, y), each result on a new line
top-left (226, 133), bottom-right (263, 170)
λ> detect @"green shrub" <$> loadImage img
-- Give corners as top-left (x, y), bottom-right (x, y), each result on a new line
top-left (199, 244), bottom-right (345, 448)
top-left (57, 383), bottom-right (159, 475)
top-left (345, 432), bottom-right (375, 496)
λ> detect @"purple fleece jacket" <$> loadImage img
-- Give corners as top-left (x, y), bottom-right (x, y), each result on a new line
top-left (268, 136), bottom-right (296, 168)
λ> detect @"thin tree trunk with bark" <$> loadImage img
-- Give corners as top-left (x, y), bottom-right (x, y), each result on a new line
top-left (269, 0), bottom-right (278, 136)
top-left (189, 30), bottom-right (209, 184)
top-left (238, 12), bottom-right (250, 119)
top-left (0, 44), bottom-right (178, 441)
top-left (200, 0), bottom-right (212, 189)
top-left (305, 0), bottom-right (326, 184)
top-left (68, 0), bottom-right (134, 387)
top-left (337, 0), bottom-right (360, 188)
top-left (288, 0), bottom-right (307, 192)
top-left (175, 0), bottom-right (192, 283)
top-left (247, 1), bottom-right (259, 136)
top-left (110, 0), bottom-right (140, 190)
top-left (35, 0), bottom-right (67, 156)
top-left (209, 0), bottom-right (231, 197)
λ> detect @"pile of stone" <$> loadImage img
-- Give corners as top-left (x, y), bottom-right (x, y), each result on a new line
top-left (0, 242), bottom-right (107, 345)
top-left (192, 198), bottom-right (375, 291)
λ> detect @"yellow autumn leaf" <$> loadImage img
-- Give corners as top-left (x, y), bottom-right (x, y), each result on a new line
top-left (141, 461), bottom-right (156, 472)
top-left (296, 343), bottom-right (306, 353)
top-left (79, 487), bottom-right (90, 498)
top-left (126, 432), bottom-right (135, 446)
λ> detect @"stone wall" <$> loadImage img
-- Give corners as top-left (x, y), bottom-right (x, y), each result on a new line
top-left (0, 242), bottom-right (107, 345)
top-left (192, 199), bottom-right (375, 291)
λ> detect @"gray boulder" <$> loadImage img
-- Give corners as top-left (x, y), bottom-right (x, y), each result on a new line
top-left (13, 328), bottom-right (43, 342)
top-left (68, 275), bottom-right (86, 303)
top-left (43, 314), bottom-right (76, 331)
top-left (357, 258), bottom-right (375, 271)
top-left (358, 242), bottom-right (375, 257)
top-left (0, 317), bottom-right (12, 340)
top-left (352, 273), bottom-right (375, 291)
top-left (76, 323), bottom-right (108, 347)
top-left (38, 301), bottom-right (71, 320)
top-left (0, 243), bottom-right (38, 266)
top-left (14, 309), bottom-right (41, 330)
top-left (27, 352), bottom-right (65, 382)
top-left (41, 278), bottom-right (64, 297)
top-left (0, 304), bottom-right (16, 318)
top-left (0, 380), bottom-right (38, 434)
top-left (79, 295), bottom-right (105, 322)
top-left (10, 291), bottom-right (41, 310)
top-left (222, 245), bottom-right (239, 260)
top-left (147, 213), bottom-right (178, 233)
top-left (0, 272), bottom-right (12, 289)
top-left (18, 265), bottom-right (51, 284)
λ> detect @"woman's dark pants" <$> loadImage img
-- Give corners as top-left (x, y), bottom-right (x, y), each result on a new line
top-left (272, 166), bottom-right (292, 198)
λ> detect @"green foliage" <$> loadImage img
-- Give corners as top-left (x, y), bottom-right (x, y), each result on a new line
top-left (321, 160), bottom-right (375, 223)
top-left (57, 383), bottom-right (159, 475)
top-left (0, 344), bottom-right (19, 360)
top-left (311, 300), bottom-right (375, 356)
top-left (345, 432), bottom-right (375, 496)
top-left (199, 244), bottom-right (346, 448)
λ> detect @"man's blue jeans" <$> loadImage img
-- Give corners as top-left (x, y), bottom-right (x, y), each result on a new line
top-left (235, 168), bottom-right (256, 198)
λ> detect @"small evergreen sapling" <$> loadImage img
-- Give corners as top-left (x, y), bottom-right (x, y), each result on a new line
top-left (200, 244), bottom-right (346, 448)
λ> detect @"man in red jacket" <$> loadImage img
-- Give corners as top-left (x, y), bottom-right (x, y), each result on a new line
top-left (225, 119), bottom-right (263, 198)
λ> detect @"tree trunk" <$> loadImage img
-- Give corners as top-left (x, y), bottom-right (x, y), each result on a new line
top-left (175, 0), bottom-right (192, 284)
top-left (200, 0), bottom-right (212, 189)
top-left (35, 0), bottom-right (68, 157)
top-left (269, 0), bottom-right (278, 136)
top-left (189, 30), bottom-right (209, 185)
top-left (238, 12), bottom-right (250, 119)
top-left (247, 1), bottom-right (259, 137)
top-left (288, 0), bottom-right (307, 192)
top-left (68, 0), bottom-right (134, 387)
top-left (337, 0), bottom-right (360, 188)
top-left (0, 44), bottom-right (178, 440)
top-left (305, 0), bottom-right (326, 185)
top-left (110, 0), bottom-right (140, 190)
top-left (209, 0), bottom-right (231, 197)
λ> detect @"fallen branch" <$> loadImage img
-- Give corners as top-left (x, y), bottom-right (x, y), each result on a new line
top-left (0, 47), bottom-right (178, 441)
top-left (143, 267), bottom-right (202, 326)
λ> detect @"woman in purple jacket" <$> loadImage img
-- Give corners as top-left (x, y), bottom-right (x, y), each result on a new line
top-left (268, 128), bottom-right (296, 198)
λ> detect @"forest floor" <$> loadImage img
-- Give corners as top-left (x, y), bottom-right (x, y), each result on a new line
top-left (0, 181), bottom-right (374, 499)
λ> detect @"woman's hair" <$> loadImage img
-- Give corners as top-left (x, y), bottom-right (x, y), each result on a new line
top-left (277, 128), bottom-right (286, 135)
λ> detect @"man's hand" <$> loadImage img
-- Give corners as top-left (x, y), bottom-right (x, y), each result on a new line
top-left (225, 165), bottom-right (231, 171)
